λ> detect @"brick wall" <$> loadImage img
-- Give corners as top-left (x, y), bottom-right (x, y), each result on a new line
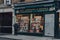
top-left (12, 0), bottom-right (34, 4)
top-left (0, 0), bottom-right (40, 4)
top-left (25, 0), bottom-right (34, 2)
top-left (12, 0), bottom-right (20, 4)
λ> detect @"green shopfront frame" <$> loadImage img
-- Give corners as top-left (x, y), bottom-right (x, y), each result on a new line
top-left (14, 1), bottom-right (59, 38)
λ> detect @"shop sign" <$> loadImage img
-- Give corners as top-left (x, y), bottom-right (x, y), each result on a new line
top-left (40, 4), bottom-right (54, 7)
top-left (24, 8), bottom-right (48, 12)
top-left (38, 8), bottom-right (48, 11)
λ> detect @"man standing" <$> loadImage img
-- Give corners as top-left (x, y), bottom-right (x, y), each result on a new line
top-left (14, 22), bottom-right (20, 35)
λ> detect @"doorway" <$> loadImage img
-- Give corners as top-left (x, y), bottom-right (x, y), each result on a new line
top-left (0, 12), bottom-right (12, 33)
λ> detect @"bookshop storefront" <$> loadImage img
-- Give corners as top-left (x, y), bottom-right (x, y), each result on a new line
top-left (14, 1), bottom-right (60, 38)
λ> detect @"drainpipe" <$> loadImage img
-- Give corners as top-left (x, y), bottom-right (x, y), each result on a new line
top-left (12, 4), bottom-right (16, 35)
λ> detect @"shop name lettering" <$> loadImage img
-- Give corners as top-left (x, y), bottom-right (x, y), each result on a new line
top-left (16, 7), bottom-right (55, 13)
top-left (25, 7), bottom-right (55, 11)
top-left (19, 8), bottom-right (55, 12)
top-left (38, 8), bottom-right (48, 11)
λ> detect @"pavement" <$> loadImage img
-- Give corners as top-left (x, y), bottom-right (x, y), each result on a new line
top-left (0, 37), bottom-right (20, 40)
top-left (0, 34), bottom-right (60, 40)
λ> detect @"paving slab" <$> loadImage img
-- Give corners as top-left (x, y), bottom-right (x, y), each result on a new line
top-left (0, 35), bottom-right (60, 40)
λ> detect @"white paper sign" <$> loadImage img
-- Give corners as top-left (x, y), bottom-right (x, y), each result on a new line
top-left (45, 14), bottom-right (54, 36)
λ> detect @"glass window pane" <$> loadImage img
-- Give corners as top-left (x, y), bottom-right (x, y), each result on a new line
top-left (16, 14), bottom-right (29, 32)
top-left (16, 13), bottom-right (44, 33)
top-left (30, 14), bottom-right (44, 33)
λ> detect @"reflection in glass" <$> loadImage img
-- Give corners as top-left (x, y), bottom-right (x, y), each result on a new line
top-left (30, 14), bottom-right (44, 33)
top-left (16, 14), bottom-right (44, 33)
top-left (16, 14), bottom-right (29, 32)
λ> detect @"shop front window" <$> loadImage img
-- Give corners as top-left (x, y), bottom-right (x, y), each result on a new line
top-left (30, 14), bottom-right (44, 33)
top-left (16, 14), bottom-right (29, 32)
top-left (16, 14), bottom-right (44, 33)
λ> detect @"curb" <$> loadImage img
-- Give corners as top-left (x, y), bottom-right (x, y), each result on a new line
top-left (0, 37), bottom-right (22, 40)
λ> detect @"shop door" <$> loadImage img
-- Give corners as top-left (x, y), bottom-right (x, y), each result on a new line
top-left (0, 13), bottom-right (12, 33)
top-left (45, 14), bottom-right (54, 36)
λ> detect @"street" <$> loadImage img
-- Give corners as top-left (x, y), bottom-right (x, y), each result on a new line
top-left (0, 35), bottom-right (60, 40)
top-left (0, 37), bottom-right (21, 40)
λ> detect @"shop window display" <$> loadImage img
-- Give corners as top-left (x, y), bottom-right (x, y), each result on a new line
top-left (30, 14), bottom-right (44, 33)
top-left (20, 16), bottom-right (29, 32)
top-left (16, 14), bottom-right (29, 32)
top-left (16, 14), bottom-right (44, 33)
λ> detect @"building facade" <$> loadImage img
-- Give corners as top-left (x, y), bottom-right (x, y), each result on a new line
top-left (0, 0), bottom-right (37, 34)
top-left (0, 0), bottom-right (54, 34)
top-left (0, 0), bottom-right (60, 38)
top-left (14, 0), bottom-right (60, 38)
